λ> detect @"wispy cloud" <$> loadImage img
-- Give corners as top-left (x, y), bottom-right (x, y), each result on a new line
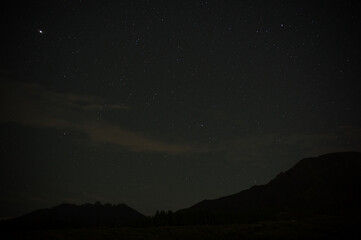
top-left (0, 80), bottom-right (205, 154)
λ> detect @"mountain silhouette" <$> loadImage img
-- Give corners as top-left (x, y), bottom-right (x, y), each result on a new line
top-left (1, 202), bottom-right (146, 229)
top-left (175, 152), bottom-right (361, 224)
top-left (2, 152), bottom-right (361, 230)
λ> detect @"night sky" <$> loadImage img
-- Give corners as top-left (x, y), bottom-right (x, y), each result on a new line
top-left (1, 1), bottom-right (361, 218)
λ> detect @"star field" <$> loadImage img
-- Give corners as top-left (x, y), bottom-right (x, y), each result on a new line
top-left (0, 1), bottom-right (361, 218)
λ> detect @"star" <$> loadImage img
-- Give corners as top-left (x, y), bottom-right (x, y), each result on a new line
top-left (38, 29), bottom-right (43, 34)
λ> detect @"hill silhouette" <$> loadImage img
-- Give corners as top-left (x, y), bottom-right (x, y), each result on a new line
top-left (174, 152), bottom-right (361, 225)
top-left (1, 152), bottom-right (361, 231)
top-left (1, 202), bottom-right (146, 230)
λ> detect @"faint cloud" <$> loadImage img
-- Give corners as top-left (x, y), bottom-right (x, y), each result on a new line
top-left (0, 80), bottom-right (205, 154)
top-left (81, 122), bottom-right (200, 154)
top-left (83, 103), bottom-right (129, 111)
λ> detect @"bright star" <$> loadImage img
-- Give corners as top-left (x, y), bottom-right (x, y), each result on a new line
top-left (38, 29), bottom-right (43, 34)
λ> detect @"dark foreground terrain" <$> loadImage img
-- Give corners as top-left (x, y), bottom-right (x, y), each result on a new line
top-left (2, 152), bottom-right (361, 239)
top-left (3, 213), bottom-right (360, 240)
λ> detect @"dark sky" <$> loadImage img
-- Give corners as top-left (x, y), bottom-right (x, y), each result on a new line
top-left (1, 1), bottom-right (361, 218)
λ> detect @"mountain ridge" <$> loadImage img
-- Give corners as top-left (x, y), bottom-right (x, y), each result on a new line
top-left (1, 202), bottom-right (146, 230)
top-left (1, 152), bottom-right (360, 229)
top-left (174, 152), bottom-right (361, 224)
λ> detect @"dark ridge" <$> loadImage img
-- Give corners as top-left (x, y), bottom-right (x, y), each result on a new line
top-left (175, 152), bottom-right (361, 225)
top-left (1, 202), bottom-right (146, 230)
top-left (2, 152), bottom-right (360, 230)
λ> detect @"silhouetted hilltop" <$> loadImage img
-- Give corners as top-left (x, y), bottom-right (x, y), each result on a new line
top-left (1, 202), bottom-right (146, 230)
top-left (175, 152), bottom-right (361, 224)
top-left (2, 152), bottom-right (361, 230)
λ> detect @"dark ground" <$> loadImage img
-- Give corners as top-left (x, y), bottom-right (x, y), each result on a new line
top-left (3, 213), bottom-right (360, 240)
